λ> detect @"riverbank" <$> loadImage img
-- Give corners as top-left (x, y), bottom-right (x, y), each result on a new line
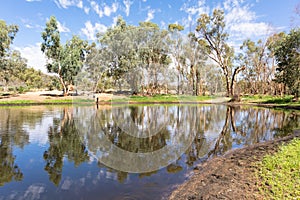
top-left (168, 130), bottom-right (300, 200)
top-left (1, 92), bottom-right (300, 110)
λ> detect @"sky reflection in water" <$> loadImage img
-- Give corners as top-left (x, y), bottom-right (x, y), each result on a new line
top-left (0, 105), bottom-right (299, 200)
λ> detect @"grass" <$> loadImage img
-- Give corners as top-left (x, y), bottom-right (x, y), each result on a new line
top-left (44, 98), bottom-right (94, 104)
top-left (242, 95), bottom-right (299, 105)
top-left (0, 98), bottom-right (94, 106)
top-left (0, 100), bottom-right (35, 105)
top-left (256, 139), bottom-right (300, 199)
top-left (111, 94), bottom-right (215, 103)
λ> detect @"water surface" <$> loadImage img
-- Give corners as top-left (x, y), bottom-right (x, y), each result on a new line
top-left (0, 105), bottom-right (299, 200)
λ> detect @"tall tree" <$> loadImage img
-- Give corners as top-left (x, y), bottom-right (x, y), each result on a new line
top-left (98, 17), bottom-right (134, 91)
top-left (239, 38), bottom-right (277, 95)
top-left (168, 23), bottom-right (185, 95)
top-left (274, 29), bottom-right (300, 98)
top-left (184, 32), bottom-right (208, 95)
top-left (98, 17), bottom-right (170, 94)
top-left (41, 16), bottom-right (88, 95)
top-left (196, 9), bottom-right (245, 97)
top-left (139, 21), bottom-right (170, 95)
top-left (85, 44), bottom-right (109, 92)
top-left (0, 20), bottom-right (19, 90)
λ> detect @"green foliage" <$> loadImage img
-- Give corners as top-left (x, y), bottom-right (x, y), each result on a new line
top-left (97, 17), bottom-right (170, 94)
top-left (168, 23), bottom-right (184, 32)
top-left (41, 16), bottom-right (61, 61)
top-left (0, 50), bottom-right (28, 89)
top-left (274, 29), bottom-right (300, 97)
top-left (41, 16), bottom-right (89, 95)
top-left (84, 45), bottom-right (108, 92)
top-left (196, 9), bottom-right (237, 96)
top-left (257, 139), bottom-right (300, 199)
top-left (0, 20), bottom-right (18, 58)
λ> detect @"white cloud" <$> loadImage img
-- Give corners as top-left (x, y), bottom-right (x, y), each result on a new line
top-left (91, 1), bottom-right (104, 18)
top-left (84, 6), bottom-right (90, 14)
top-left (224, 5), bottom-right (256, 25)
top-left (222, 0), bottom-right (274, 41)
top-left (90, 1), bottom-right (118, 18)
top-left (20, 18), bottom-right (37, 29)
top-left (230, 22), bottom-right (274, 38)
top-left (104, 2), bottom-right (118, 17)
top-left (81, 21), bottom-right (107, 41)
top-left (57, 20), bottom-right (70, 32)
top-left (25, 24), bottom-right (34, 28)
top-left (54, 0), bottom-right (83, 9)
top-left (146, 9), bottom-right (155, 22)
top-left (181, 0), bottom-right (208, 17)
top-left (14, 43), bottom-right (47, 73)
top-left (123, 0), bottom-right (133, 16)
top-left (24, 185), bottom-right (45, 200)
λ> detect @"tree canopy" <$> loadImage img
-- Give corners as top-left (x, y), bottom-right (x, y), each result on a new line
top-left (41, 16), bottom-right (89, 95)
top-left (274, 29), bottom-right (300, 98)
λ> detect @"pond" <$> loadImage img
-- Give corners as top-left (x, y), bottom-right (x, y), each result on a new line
top-left (0, 104), bottom-right (299, 200)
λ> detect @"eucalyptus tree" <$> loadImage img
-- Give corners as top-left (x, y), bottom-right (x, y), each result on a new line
top-left (273, 29), bottom-right (300, 98)
top-left (20, 68), bottom-right (44, 89)
top-left (0, 50), bottom-right (28, 90)
top-left (41, 16), bottom-right (89, 95)
top-left (196, 9), bottom-right (245, 97)
top-left (183, 32), bottom-right (208, 95)
top-left (0, 20), bottom-right (19, 89)
top-left (97, 18), bottom-right (170, 94)
top-left (98, 17), bottom-right (136, 92)
top-left (84, 44), bottom-right (108, 92)
top-left (239, 38), bottom-right (277, 95)
top-left (168, 23), bottom-right (185, 95)
top-left (139, 21), bottom-right (170, 94)
top-left (0, 20), bottom-right (18, 59)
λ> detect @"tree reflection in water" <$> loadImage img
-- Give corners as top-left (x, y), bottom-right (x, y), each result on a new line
top-left (72, 105), bottom-right (300, 177)
top-left (0, 108), bottom-right (42, 186)
top-left (43, 108), bottom-right (90, 186)
top-left (0, 105), bottom-right (299, 187)
top-left (207, 106), bottom-right (300, 157)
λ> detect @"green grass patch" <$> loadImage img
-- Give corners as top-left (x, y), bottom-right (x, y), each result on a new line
top-left (242, 95), bottom-right (297, 105)
top-left (0, 98), bottom-right (94, 105)
top-left (44, 98), bottom-right (94, 104)
top-left (111, 94), bottom-right (215, 103)
top-left (0, 100), bottom-right (35, 105)
top-left (256, 139), bottom-right (300, 199)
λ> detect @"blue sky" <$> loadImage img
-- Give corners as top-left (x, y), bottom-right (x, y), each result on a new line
top-left (0, 0), bottom-right (299, 72)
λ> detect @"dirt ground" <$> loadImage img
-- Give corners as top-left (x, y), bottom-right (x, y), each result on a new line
top-left (0, 91), bottom-right (116, 102)
top-left (169, 130), bottom-right (300, 200)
